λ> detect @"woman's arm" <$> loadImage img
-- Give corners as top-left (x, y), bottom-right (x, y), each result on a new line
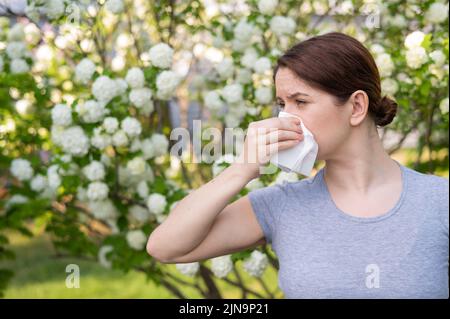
top-left (146, 117), bottom-right (303, 263)
top-left (146, 163), bottom-right (261, 263)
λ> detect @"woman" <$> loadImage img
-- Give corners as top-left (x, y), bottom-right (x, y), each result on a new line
top-left (146, 32), bottom-right (449, 298)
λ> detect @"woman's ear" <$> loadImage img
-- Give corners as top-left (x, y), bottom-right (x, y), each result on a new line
top-left (349, 90), bottom-right (369, 126)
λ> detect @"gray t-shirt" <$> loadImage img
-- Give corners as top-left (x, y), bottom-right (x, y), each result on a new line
top-left (248, 161), bottom-right (449, 298)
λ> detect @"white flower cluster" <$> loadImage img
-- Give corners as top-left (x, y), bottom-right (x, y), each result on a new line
top-left (87, 181), bottom-right (109, 201)
top-left (127, 157), bottom-right (146, 176)
top-left (59, 126), bottom-right (90, 156)
top-left (128, 205), bottom-right (151, 224)
top-left (87, 199), bottom-right (118, 221)
top-left (211, 255), bottom-right (233, 278)
top-left (83, 161), bottom-right (105, 181)
top-left (156, 70), bottom-right (181, 100)
top-left (3, 26), bottom-right (30, 74)
top-left (149, 43), bottom-right (174, 69)
top-left (176, 262), bottom-right (200, 277)
top-left (404, 31), bottom-right (428, 69)
top-left (121, 117), bottom-right (142, 138)
top-left (77, 100), bottom-right (110, 123)
top-left (126, 229), bottom-right (147, 250)
top-left (75, 58), bottom-right (96, 84)
top-left (51, 104), bottom-right (72, 126)
top-left (242, 250), bottom-right (269, 277)
top-left (425, 2), bottom-right (448, 24)
top-left (10, 158), bottom-right (34, 181)
top-left (270, 16), bottom-right (296, 37)
top-left (258, 0), bottom-right (278, 15)
top-left (92, 76), bottom-right (123, 104)
top-left (146, 193), bottom-right (167, 215)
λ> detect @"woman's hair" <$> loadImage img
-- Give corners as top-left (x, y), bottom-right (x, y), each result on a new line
top-left (273, 32), bottom-right (397, 127)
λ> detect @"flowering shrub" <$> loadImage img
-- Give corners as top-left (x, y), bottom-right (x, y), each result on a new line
top-left (0, 0), bottom-right (448, 298)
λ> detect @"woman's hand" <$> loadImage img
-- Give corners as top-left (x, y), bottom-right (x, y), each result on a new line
top-left (235, 117), bottom-right (304, 178)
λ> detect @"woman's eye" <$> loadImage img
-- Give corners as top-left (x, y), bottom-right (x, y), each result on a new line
top-left (296, 100), bottom-right (306, 106)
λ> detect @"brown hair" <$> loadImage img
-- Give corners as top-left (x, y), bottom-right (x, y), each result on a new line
top-left (273, 32), bottom-right (397, 127)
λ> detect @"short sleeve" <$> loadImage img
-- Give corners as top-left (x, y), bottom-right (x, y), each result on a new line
top-left (247, 182), bottom-right (290, 244)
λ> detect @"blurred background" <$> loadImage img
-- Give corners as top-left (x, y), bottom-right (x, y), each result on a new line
top-left (0, 0), bottom-right (448, 298)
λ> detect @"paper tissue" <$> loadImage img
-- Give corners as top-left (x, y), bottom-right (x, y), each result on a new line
top-left (270, 111), bottom-right (319, 176)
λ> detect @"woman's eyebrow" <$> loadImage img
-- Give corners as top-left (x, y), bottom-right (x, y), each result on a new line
top-left (276, 92), bottom-right (310, 100)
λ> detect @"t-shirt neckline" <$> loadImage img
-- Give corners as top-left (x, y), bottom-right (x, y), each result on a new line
top-left (318, 159), bottom-right (408, 223)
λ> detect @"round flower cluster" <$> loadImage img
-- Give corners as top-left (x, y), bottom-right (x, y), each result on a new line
top-left (404, 31), bottom-right (428, 69)
top-left (51, 104), bottom-right (72, 126)
top-left (126, 229), bottom-right (147, 250)
top-left (156, 70), bottom-right (181, 100)
top-left (75, 58), bottom-right (96, 84)
top-left (210, 255), bottom-right (233, 278)
top-left (149, 43), bottom-right (174, 69)
top-left (82, 161), bottom-right (106, 181)
top-left (146, 193), bottom-right (167, 215)
top-left (242, 250), bottom-right (269, 277)
top-left (10, 158), bottom-right (34, 181)
top-left (176, 262), bottom-right (200, 277)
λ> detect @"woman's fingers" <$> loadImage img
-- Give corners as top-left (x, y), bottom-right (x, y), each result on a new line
top-left (265, 129), bottom-right (303, 144)
top-left (267, 139), bottom-right (302, 155)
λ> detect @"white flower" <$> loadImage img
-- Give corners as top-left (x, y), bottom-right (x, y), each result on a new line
top-left (253, 57), bottom-right (272, 74)
top-left (233, 19), bottom-right (255, 43)
top-left (30, 174), bottom-right (47, 192)
top-left (87, 182), bottom-right (109, 201)
top-left (47, 165), bottom-right (61, 189)
top-left (243, 250), bottom-right (269, 277)
top-left (126, 230), bottom-right (147, 250)
top-left (92, 76), bottom-right (118, 104)
top-left (125, 67), bottom-right (145, 89)
top-left (25, 3), bottom-right (40, 22)
top-left (258, 0), bottom-right (278, 14)
top-left (147, 193), bottom-right (167, 215)
top-left (406, 47), bottom-right (428, 69)
top-left (241, 48), bottom-right (259, 69)
top-left (211, 255), bottom-right (233, 278)
top-left (215, 57), bottom-right (234, 80)
top-left (121, 117), bottom-right (142, 138)
top-left (404, 31), bottom-right (425, 49)
top-left (246, 178), bottom-right (264, 191)
top-left (8, 23), bottom-right (25, 41)
top-left (105, 0), bottom-right (124, 14)
top-left (140, 138), bottom-right (155, 159)
top-left (112, 130), bottom-right (129, 147)
top-left (275, 171), bottom-right (299, 184)
top-left (255, 87), bottom-right (273, 104)
top-left (115, 78), bottom-right (128, 96)
top-left (87, 199), bottom-right (118, 220)
top-left (176, 262), bottom-right (199, 277)
top-left (270, 16), bottom-right (296, 36)
top-left (381, 78), bottom-right (399, 97)
top-left (11, 158), bottom-right (34, 181)
top-left (375, 53), bottom-right (394, 77)
top-left (151, 134), bottom-right (169, 157)
top-left (222, 83), bottom-right (243, 104)
top-left (127, 157), bottom-right (146, 175)
top-left (140, 101), bottom-right (155, 116)
top-left (429, 50), bottom-right (446, 67)
top-left (440, 97), bottom-right (449, 115)
top-left (91, 130), bottom-right (112, 150)
top-left (75, 58), bottom-right (96, 84)
top-left (129, 88), bottom-right (152, 108)
top-left (10, 59), bottom-right (29, 74)
top-left (60, 126), bottom-right (90, 156)
top-left (370, 44), bottom-right (385, 55)
top-left (203, 90), bottom-right (224, 111)
top-left (43, 0), bottom-right (65, 19)
top-left (102, 117), bottom-right (119, 134)
top-left (156, 71), bottom-right (180, 100)
top-left (6, 41), bottom-right (26, 59)
top-left (83, 161), bottom-right (105, 181)
top-left (137, 180), bottom-right (149, 199)
top-left (51, 104), bottom-right (72, 127)
top-left (129, 205), bottom-right (151, 223)
top-left (98, 245), bottom-right (113, 268)
top-left (425, 2), bottom-right (448, 24)
top-left (148, 43), bottom-right (174, 69)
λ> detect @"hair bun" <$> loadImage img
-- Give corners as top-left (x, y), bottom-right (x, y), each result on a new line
top-left (375, 96), bottom-right (398, 127)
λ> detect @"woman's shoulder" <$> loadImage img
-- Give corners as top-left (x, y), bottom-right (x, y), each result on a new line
top-left (402, 164), bottom-right (449, 194)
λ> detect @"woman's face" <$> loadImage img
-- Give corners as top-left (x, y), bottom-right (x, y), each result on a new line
top-left (274, 67), bottom-right (352, 161)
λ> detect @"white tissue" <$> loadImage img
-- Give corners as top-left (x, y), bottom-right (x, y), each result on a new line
top-left (270, 111), bottom-right (319, 177)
